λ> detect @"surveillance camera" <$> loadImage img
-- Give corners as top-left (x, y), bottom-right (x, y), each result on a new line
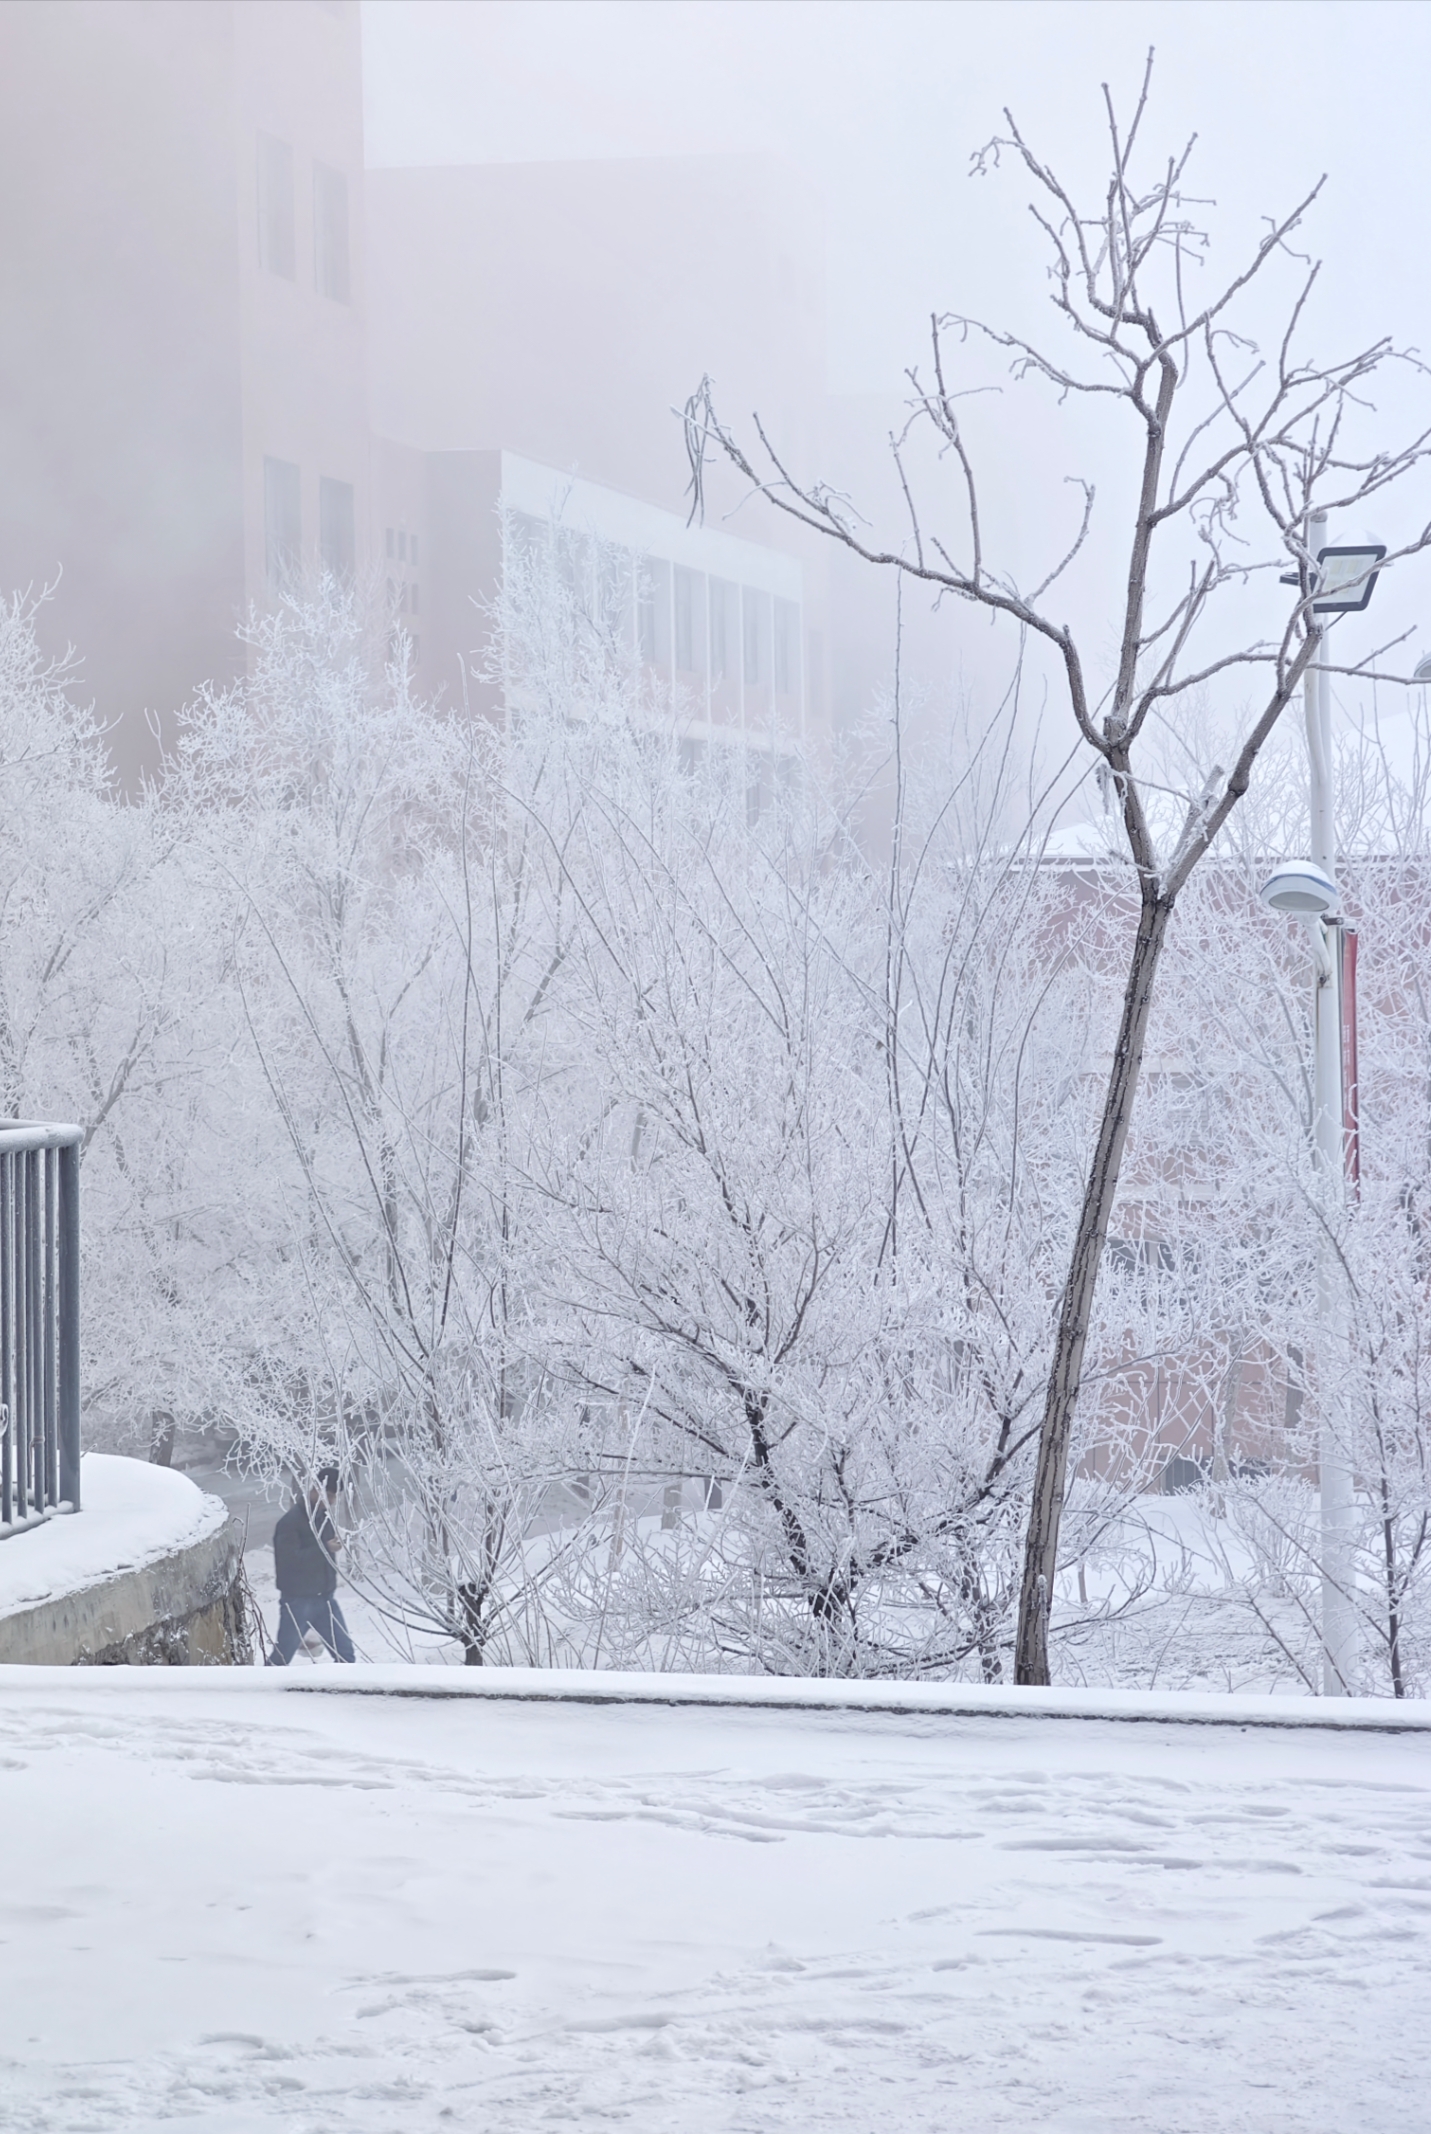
top-left (1258, 860), bottom-right (1340, 919)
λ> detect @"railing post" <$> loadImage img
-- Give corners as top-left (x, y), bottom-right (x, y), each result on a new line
top-left (16, 1150), bottom-right (30, 1521)
top-left (58, 1138), bottom-right (80, 1511)
top-left (0, 1154), bottom-right (10, 1530)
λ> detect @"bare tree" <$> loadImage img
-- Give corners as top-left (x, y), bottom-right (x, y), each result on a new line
top-left (685, 55), bottom-right (1431, 1680)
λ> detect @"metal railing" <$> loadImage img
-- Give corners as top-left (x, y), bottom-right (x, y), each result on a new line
top-left (0, 1123), bottom-right (81, 1537)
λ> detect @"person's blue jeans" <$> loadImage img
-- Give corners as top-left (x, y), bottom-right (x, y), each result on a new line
top-left (268, 1595), bottom-right (355, 1665)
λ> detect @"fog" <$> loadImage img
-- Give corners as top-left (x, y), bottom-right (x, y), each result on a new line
top-left (367, 0), bottom-right (1431, 797)
top-left (366, 1), bottom-right (1431, 403)
top-left (3, 0), bottom-right (1430, 790)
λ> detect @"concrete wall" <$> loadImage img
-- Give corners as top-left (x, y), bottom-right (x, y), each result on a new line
top-left (0, 1454), bottom-right (250, 1666)
top-left (0, 1517), bottom-right (249, 1666)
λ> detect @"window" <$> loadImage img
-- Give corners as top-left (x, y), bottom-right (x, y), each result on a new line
top-left (742, 588), bottom-right (769, 689)
top-left (264, 458), bottom-right (301, 593)
top-left (674, 566), bottom-right (705, 674)
top-left (408, 581), bottom-right (420, 616)
top-left (638, 557), bottom-right (670, 666)
top-left (313, 165), bottom-right (350, 302)
top-left (409, 536), bottom-right (419, 568)
top-left (773, 598), bottom-right (800, 697)
top-left (257, 134), bottom-right (296, 280)
top-left (709, 578), bottom-right (735, 682)
top-left (319, 476), bottom-right (355, 581)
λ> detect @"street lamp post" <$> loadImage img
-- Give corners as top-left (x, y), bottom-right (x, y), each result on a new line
top-left (1307, 548), bottom-right (1358, 1698)
top-left (1262, 514), bottom-right (1384, 1695)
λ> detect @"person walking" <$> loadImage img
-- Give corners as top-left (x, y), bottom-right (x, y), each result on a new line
top-left (267, 1466), bottom-right (356, 1665)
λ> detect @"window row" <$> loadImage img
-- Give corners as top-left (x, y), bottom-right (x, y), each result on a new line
top-left (263, 460), bottom-right (355, 592)
top-left (644, 561), bottom-right (801, 699)
top-left (508, 517), bottom-right (801, 703)
top-left (257, 133), bottom-right (350, 301)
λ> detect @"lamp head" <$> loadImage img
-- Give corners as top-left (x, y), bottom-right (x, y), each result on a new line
top-left (1258, 860), bottom-right (1340, 919)
top-left (1414, 655), bottom-right (1431, 686)
top-left (1313, 544), bottom-right (1385, 614)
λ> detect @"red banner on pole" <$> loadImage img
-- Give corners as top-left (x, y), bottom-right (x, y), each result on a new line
top-left (1340, 924), bottom-right (1360, 1197)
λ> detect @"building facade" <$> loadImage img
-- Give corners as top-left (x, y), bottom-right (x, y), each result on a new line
top-left (0, 0), bottom-right (367, 780)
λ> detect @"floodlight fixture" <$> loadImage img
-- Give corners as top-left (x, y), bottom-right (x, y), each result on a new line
top-left (1312, 544), bottom-right (1386, 614)
top-left (1414, 655), bottom-right (1431, 686)
top-left (1258, 860), bottom-right (1341, 919)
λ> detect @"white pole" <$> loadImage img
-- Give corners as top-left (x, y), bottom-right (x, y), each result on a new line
top-left (1304, 509), bottom-right (1358, 1695)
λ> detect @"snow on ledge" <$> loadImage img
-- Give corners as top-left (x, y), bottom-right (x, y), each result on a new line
top-left (278, 1666), bottom-right (1431, 1732)
top-left (0, 1657), bottom-right (1425, 1732)
top-left (0, 1454), bottom-right (229, 1619)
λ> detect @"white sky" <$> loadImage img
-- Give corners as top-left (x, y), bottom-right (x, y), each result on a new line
top-left (363, 0), bottom-right (1431, 397)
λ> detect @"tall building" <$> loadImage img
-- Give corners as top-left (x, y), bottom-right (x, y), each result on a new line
top-left (0, 0), bottom-right (367, 781)
top-left (0, 1), bottom-right (827, 785)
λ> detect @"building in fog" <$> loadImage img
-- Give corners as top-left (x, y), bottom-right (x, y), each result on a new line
top-left (422, 452), bottom-right (808, 805)
top-left (0, 0), bottom-right (827, 786)
top-left (0, 0), bottom-right (367, 779)
top-left (367, 152), bottom-right (830, 728)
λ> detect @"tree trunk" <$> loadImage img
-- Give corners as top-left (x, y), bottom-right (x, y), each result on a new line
top-left (1379, 1471), bottom-right (1404, 1700)
top-left (1015, 891), bottom-right (1173, 1684)
top-left (456, 1579), bottom-right (487, 1665)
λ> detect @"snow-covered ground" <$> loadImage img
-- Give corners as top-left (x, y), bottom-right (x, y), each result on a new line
top-left (1, 1670), bottom-right (1428, 2131)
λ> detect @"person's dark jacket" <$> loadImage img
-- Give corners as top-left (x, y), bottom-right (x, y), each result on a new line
top-left (273, 1500), bottom-right (339, 1599)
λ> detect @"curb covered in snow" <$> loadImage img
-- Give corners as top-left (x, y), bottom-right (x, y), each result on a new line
top-left (0, 1454), bottom-right (245, 1664)
top-left (1, 1661), bottom-right (1429, 1732)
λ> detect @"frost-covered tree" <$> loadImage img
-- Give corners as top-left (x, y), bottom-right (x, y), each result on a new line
top-left (17, 546), bottom-right (1431, 1693)
top-left (165, 593), bottom-right (590, 1661)
top-left (687, 56), bottom-right (1431, 1680)
top-left (475, 541), bottom-right (1204, 1676)
top-left (0, 591), bottom-right (232, 1457)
